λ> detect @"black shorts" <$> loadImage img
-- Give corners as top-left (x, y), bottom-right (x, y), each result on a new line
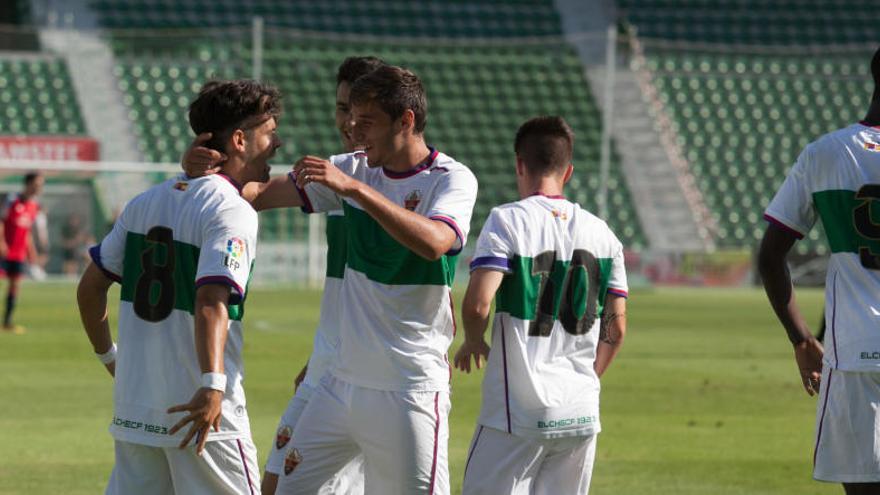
top-left (4, 259), bottom-right (24, 278)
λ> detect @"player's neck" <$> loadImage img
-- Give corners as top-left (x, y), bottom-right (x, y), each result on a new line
top-left (218, 159), bottom-right (246, 190)
top-left (386, 138), bottom-right (431, 173)
top-left (519, 177), bottom-right (564, 199)
top-left (864, 100), bottom-right (880, 126)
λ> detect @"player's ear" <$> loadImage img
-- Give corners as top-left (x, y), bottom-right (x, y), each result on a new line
top-left (400, 109), bottom-right (415, 133)
top-left (231, 129), bottom-right (247, 153)
top-left (515, 156), bottom-right (526, 177)
top-left (562, 163), bottom-right (574, 184)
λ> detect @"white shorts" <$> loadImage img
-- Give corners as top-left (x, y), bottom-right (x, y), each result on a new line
top-left (105, 438), bottom-right (260, 495)
top-left (275, 375), bottom-right (450, 495)
top-left (461, 425), bottom-right (597, 495)
top-left (813, 367), bottom-right (880, 483)
top-left (265, 382), bottom-right (365, 494)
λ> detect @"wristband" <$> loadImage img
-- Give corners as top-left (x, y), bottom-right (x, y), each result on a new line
top-left (201, 372), bottom-right (227, 392)
top-left (96, 343), bottom-right (117, 365)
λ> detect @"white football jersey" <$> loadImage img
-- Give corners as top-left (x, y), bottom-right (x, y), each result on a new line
top-left (300, 209), bottom-right (345, 388)
top-left (296, 148), bottom-right (478, 392)
top-left (89, 173), bottom-right (258, 447)
top-left (471, 194), bottom-right (628, 439)
top-left (766, 122), bottom-right (880, 371)
top-left (296, 153), bottom-right (351, 387)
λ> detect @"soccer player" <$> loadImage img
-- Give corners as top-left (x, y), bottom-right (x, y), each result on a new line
top-left (454, 116), bottom-right (628, 495)
top-left (261, 56), bottom-right (382, 495)
top-left (183, 56), bottom-right (385, 495)
top-left (247, 65), bottom-right (476, 495)
top-left (0, 171), bottom-right (44, 334)
top-left (77, 79), bottom-right (281, 494)
top-left (758, 47), bottom-right (880, 495)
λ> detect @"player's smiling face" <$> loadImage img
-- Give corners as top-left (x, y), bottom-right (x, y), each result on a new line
top-left (351, 100), bottom-right (398, 168)
top-left (242, 116), bottom-right (281, 183)
top-left (335, 81), bottom-right (358, 152)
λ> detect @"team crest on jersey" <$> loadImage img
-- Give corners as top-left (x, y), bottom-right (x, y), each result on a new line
top-left (404, 190), bottom-right (422, 211)
top-left (551, 209), bottom-right (569, 220)
top-left (865, 141), bottom-right (880, 152)
top-left (276, 425), bottom-right (292, 450)
top-left (173, 181), bottom-right (189, 191)
top-left (223, 237), bottom-right (245, 270)
top-left (283, 448), bottom-right (303, 475)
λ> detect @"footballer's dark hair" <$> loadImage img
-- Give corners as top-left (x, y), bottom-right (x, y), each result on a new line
top-left (349, 65), bottom-right (428, 134)
top-left (23, 171), bottom-right (41, 185)
top-left (514, 116), bottom-right (575, 176)
top-left (872, 47), bottom-right (880, 102)
top-left (336, 56), bottom-right (386, 87)
top-left (188, 79), bottom-right (282, 153)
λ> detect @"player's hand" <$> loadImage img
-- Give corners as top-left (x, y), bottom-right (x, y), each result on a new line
top-left (104, 361), bottom-right (115, 377)
top-left (293, 156), bottom-right (357, 196)
top-left (167, 387), bottom-right (224, 454)
top-left (454, 339), bottom-right (490, 373)
top-left (293, 364), bottom-right (308, 391)
top-left (181, 133), bottom-right (226, 178)
top-left (794, 337), bottom-right (824, 396)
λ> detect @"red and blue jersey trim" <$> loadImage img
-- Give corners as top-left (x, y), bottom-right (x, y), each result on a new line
top-left (196, 275), bottom-right (245, 305)
top-left (216, 173), bottom-right (243, 195)
top-left (430, 214), bottom-right (464, 256)
top-left (88, 244), bottom-right (122, 283)
top-left (529, 191), bottom-right (566, 200)
top-left (288, 171), bottom-right (315, 214)
top-left (763, 213), bottom-right (805, 239)
top-left (607, 287), bottom-right (629, 298)
top-left (470, 256), bottom-right (512, 272)
top-left (382, 147), bottom-right (439, 179)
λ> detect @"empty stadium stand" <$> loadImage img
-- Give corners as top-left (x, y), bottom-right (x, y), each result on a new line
top-left (94, 1), bottom-right (648, 248)
top-left (619, 1), bottom-right (873, 253)
top-left (0, 56), bottom-right (87, 135)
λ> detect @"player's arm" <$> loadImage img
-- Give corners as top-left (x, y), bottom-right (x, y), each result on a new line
top-left (167, 283), bottom-right (230, 454)
top-left (757, 224), bottom-right (824, 396)
top-left (76, 262), bottom-right (116, 377)
top-left (295, 156), bottom-right (456, 260)
top-left (454, 268), bottom-right (504, 373)
top-left (594, 294), bottom-right (627, 378)
top-left (243, 175), bottom-right (304, 212)
top-left (181, 133), bottom-right (304, 212)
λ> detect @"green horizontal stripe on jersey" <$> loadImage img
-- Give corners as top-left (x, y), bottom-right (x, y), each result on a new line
top-left (120, 232), bottom-right (246, 321)
top-left (343, 202), bottom-right (456, 286)
top-left (496, 254), bottom-right (615, 321)
top-left (813, 189), bottom-right (880, 254)
top-left (325, 215), bottom-right (347, 280)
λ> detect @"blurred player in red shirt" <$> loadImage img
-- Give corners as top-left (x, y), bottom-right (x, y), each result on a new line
top-left (0, 172), bottom-right (44, 334)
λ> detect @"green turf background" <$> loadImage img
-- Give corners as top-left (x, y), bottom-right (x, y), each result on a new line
top-left (0, 281), bottom-right (836, 494)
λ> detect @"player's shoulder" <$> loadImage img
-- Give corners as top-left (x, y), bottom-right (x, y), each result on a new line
top-left (809, 123), bottom-right (863, 157)
top-left (428, 151), bottom-right (478, 188)
top-left (430, 151), bottom-right (473, 175)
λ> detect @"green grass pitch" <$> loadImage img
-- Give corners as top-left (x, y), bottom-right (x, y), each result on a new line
top-left (0, 281), bottom-right (838, 494)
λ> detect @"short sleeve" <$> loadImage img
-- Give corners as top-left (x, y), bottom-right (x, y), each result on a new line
top-left (425, 167), bottom-right (478, 255)
top-left (764, 146), bottom-right (816, 238)
top-left (195, 204), bottom-right (258, 304)
top-left (469, 208), bottom-right (515, 273)
top-left (88, 207), bottom-right (130, 283)
top-left (606, 237), bottom-right (628, 298)
top-left (292, 153), bottom-right (360, 214)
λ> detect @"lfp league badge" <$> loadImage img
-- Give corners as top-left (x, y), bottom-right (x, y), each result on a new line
top-left (223, 237), bottom-right (245, 270)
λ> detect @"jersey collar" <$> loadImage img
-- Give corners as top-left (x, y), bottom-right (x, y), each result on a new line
top-left (216, 173), bottom-right (243, 194)
top-left (529, 191), bottom-right (566, 200)
top-left (382, 147), bottom-right (439, 179)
